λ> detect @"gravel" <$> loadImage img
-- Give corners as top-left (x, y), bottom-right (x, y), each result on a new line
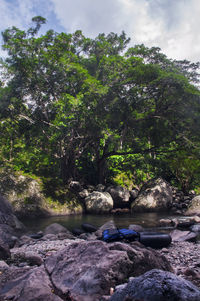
top-left (159, 241), bottom-right (200, 287)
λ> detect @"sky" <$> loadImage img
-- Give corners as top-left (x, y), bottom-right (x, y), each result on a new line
top-left (0, 0), bottom-right (199, 62)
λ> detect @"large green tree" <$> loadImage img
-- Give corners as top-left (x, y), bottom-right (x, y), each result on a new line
top-left (1, 17), bottom-right (200, 190)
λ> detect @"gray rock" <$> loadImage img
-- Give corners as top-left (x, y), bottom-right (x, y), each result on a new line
top-left (45, 240), bottom-right (172, 300)
top-left (79, 232), bottom-right (90, 240)
top-left (0, 194), bottom-right (24, 230)
top-left (106, 185), bottom-right (130, 208)
top-left (129, 189), bottom-right (139, 201)
top-left (0, 194), bottom-right (25, 252)
top-left (31, 254), bottom-right (42, 266)
top-left (189, 215), bottom-right (200, 223)
top-left (159, 218), bottom-right (176, 227)
top-left (170, 229), bottom-right (197, 242)
top-left (0, 260), bottom-right (9, 270)
top-left (57, 232), bottom-right (75, 240)
top-left (190, 224), bottom-right (200, 233)
top-left (131, 178), bottom-right (173, 212)
top-left (79, 232), bottom-right (97, 241)
top-left (0, 224), bottom-right (17, 247)
top-left (16, 235), bottom-right (34, 247)
top-left (45, 240), bottom-right (132, 298)
top-left (0, 170), bottom-right (49, 219)
top-left (111, 241), bottom-right (173, 275)
top-left (12, 251), bottom-right (43, 266)
top-left (41, 233), bottom-right (58, 241)
top-left (78, 189), bottom-right (89, 198)
top-left (86, 185), bottom-right (95, 192)
top-left (0, 266), bottom-right (62, 301)
top-left (129, 224), bottom-right (144, 232)
top-left (85, 191), bottom-right (113, 213)
top-left (69, 181), bottom-right (83, 192)
top-left (0, 193), bottom-right (13, 215)
top-left (96, 184), bottom-right (106, 192)
top-left (44, 223), bottom-right (73, 238)
top-left (110, 269), bottom-right (200, 301)
top-left (0, 238), bottom-right (11, 260)
top-left (0, 266), bottom-right (31, 292)
top-left (185, 195), bottom-right (200, 216)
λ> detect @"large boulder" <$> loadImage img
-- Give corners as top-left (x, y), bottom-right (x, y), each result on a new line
top-left (0, 266), bottom-right (62, 301)
top-left (0, 170), bottom-right (49, 218)
top-left (44, 240), bottom-right (172, 300)
top-left (106, 186), bottom-right (130, 208)
top-left (131, 178), bottom-right (173, 212)
top-left (185, 195), bottom-right (200, 216)
top-left (0, 169), bottom-right (83, 218)
top-left (84, 191), bottom-right (113, 213)
top-left (110, 269), bottom-right (200, 301)
top-left (0, 194), bottom-right (24, 247)
top-left (0, 194), bottom-right (23, 230)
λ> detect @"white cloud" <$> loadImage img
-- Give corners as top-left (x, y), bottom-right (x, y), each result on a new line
top-left (161, 0), bottom-right (200, 62)
top-left (0, 0), bottom-right (200, 62)
top-left (51, 0), bottom-right (200, 62)
top-left (51, 0), bottom-right (122, 35)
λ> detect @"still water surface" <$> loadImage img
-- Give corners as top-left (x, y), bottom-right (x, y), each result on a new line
top-left (21, 212), bottom-right (187, 233)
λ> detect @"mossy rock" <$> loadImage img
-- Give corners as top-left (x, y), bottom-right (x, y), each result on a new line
top-left (0, 169), bottom-right (83, 218)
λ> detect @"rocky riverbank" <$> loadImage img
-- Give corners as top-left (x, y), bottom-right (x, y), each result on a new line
top-left (7, 233), bottom-right (200, 288)
top-left (159, 241), bottom-right (200, 287)
top-left (1, 169), bottom-right (200, 218)
top-left (0, 224), bottom-right (200, 300)
top-left (1, 191), bottom-right (200, 300)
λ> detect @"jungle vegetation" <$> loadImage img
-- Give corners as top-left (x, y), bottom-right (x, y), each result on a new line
top-left (1, 16), bottom-right (200, 195)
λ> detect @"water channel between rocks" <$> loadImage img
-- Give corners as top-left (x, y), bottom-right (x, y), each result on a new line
top-left (21, 212), bottom-right (191, 233)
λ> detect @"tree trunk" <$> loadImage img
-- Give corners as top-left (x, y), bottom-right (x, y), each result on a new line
top-left (97, 157), bottom-right (107, 184)
top-left (60, 153), bottom-right (77, 184)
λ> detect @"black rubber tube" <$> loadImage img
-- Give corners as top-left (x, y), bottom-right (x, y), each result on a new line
top-left (139, 232), bottom-right (172, 249)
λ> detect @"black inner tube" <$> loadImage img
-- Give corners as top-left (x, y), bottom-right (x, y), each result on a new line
top-left (139, 232), bottom-right (172, 249)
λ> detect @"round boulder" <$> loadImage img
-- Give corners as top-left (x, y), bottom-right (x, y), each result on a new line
top-left (106, 186), bottom-right (130, 208)
top-left (131, 178), bottom-right (173, 212)
top-left (44, 223), bottom-right (73, 239)
top-left (185, 195), bottom-right (200, 216)
top-left (84, 191), bottom-right (113, 213)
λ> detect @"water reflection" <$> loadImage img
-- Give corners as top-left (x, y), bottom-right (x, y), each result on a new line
top-left (21, 212), bottom-right (181, 233)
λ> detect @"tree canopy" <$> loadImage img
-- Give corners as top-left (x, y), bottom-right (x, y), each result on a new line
top-left (1, 17), bottom-right (200, 193)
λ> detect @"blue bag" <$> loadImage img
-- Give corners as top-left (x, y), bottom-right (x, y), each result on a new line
top-left (102, 228), bottom-right (139, 242)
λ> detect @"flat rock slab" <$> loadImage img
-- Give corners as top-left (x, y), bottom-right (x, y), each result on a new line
top-left (170, 229), bottom-right (197, 242)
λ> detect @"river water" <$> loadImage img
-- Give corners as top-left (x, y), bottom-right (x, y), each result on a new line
top-left (21, 212), bottom-right (189, 233)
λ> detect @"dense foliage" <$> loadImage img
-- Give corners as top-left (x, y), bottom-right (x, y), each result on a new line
top-left (1, 16), bottom-right (200, 193)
